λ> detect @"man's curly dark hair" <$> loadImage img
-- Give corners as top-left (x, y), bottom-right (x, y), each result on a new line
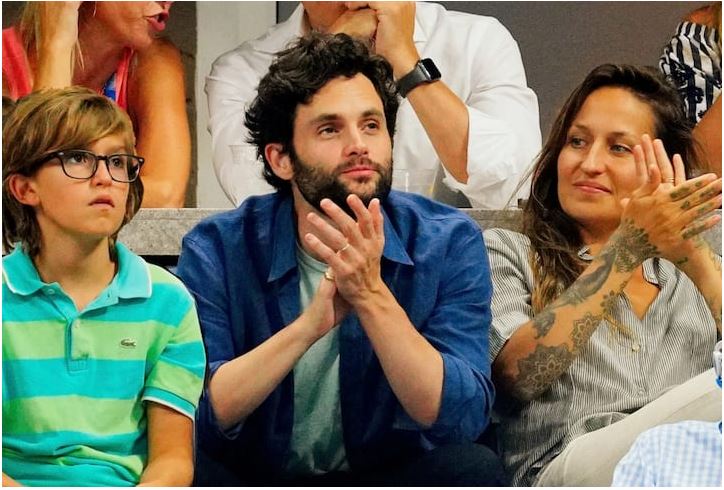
top-left (245, 32), bottom-right (400, 192)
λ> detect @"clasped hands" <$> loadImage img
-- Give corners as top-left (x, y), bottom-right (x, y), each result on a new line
top-left (298, 195), bottom-right (386, 341)
top-left (305, 194), bottom-right (386, 301)
top-left (330, 2), bottom-right (419, 77)
top-left (620, 134), bottom-right (722, 264)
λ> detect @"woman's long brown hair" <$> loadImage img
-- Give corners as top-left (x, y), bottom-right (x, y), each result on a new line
top-left (522, 64), bottom-right (702, 313)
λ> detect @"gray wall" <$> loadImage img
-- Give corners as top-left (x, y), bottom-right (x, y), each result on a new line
top-left (278, 1), bottom-right (705, 136)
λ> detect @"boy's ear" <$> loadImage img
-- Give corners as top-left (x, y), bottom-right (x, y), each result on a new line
top-left (265, 143), bottom-right (294, 181)
top-left (7, 174), bottom-right (40, 207)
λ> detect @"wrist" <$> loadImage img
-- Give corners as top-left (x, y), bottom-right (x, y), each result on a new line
top-left (608, 219), bottom-right (657, 270)
top-left (290, 311), bottom-right (326, 347)
top-left (389, 47), bottom-right (420, 79)
top-left (395, 57), bottom-right (441, 98)
top-left (349, 280), bottom-right (393, 315)
top-left (40, 35), bottom-right (76, 54)
top-left (675, 240), bottom-right (717, 273)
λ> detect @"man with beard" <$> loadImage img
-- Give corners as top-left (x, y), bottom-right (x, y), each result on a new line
top-left (177, 33), bottom-right (503, 486)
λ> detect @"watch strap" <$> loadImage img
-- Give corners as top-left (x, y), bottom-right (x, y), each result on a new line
top-left (397, 58), bottom-right (441, 98)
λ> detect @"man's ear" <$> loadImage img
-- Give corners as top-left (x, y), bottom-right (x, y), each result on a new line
top-left (265, 143), bottom-right (294, 182)
top-left (7, 174), bottom-right (40, 207)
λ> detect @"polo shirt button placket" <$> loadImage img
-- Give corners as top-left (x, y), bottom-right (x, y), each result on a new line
top-left (68, 318), bottom-right (89, 372)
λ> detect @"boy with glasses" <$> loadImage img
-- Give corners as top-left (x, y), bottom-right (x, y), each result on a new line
top-left (2, 87), bottom-right (206, 486)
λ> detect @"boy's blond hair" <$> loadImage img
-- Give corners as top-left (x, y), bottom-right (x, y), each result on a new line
top-left (2, 87), bottom-right (144, 256)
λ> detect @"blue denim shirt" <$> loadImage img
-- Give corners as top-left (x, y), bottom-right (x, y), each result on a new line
top-left (177, 191), bottom-right (494, 477)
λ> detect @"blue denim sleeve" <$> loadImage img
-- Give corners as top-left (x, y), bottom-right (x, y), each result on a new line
top-left (176, 231), bottom-right (244, 452)
top-left (394, 221), bottom-right (495, 443)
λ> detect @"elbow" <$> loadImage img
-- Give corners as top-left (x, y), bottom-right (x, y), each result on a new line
top-left (171, 460), bottom-right (195, 487)
top-left (412, 406), bottom-right (440, 429)
top-left (209, 395), bottom-right (237, 432)
top-left (175, 462), bottom-right (194, 487)
top-left (493, 360), bottom-right (545, 403)
top-left (406, 393), bottom-right (442, 429)
top-left (507, 383), bottom-right (544, 403)
top-left (207, 376), bottom-right (242, 432)
top-left (140, 179), bottom-right (187, 208)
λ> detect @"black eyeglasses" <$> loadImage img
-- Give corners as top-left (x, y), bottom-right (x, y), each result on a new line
top-left (37, 150), bottom-right (144, 183)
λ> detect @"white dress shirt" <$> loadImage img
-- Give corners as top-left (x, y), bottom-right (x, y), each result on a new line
top-left (205, 2), bottom-right (541, 208)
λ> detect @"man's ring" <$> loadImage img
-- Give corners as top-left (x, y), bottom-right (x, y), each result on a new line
top-left (337, 242), bottom-right (351, 254)
top-left (664, 178), bottom-right (675, 184)
top-left (324, 268), bottom-right (335, 281)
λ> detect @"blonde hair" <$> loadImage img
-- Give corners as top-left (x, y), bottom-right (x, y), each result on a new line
top-left (18, 2), bottom-right (85, 75)
top-left (2, 87), bottom-right (143, 256)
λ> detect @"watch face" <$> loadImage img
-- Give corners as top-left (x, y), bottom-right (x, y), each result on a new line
top-left (420, 58), bottom-right (441, 80)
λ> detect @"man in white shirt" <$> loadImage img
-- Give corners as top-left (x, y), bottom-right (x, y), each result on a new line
top-left (206, 1), bottom-right (541, 208)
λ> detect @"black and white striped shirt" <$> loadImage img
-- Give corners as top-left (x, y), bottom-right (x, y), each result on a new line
top-left (660, 21), bottom-right (721, 124)
top-left (484, 228), bottom-right (718, 486)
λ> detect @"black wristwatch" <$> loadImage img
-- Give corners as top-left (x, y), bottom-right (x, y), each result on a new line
top-left (397, 58), bottom-right (441, 98)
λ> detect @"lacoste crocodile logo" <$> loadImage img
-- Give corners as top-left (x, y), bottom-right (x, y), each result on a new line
top-left (120, 338), bottom-right (137, 349)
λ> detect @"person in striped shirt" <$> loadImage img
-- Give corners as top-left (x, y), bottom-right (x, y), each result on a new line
top-left (1, 87), bottom-right (206, 486)
top-left (485, 64), bottom-right (722, 486)
top-left (660, 3), bottom-right (721, 177)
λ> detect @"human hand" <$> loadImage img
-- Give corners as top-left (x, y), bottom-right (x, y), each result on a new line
top-left (38, 1), bottom-right (81, 51)
top-left (328, 7), bottom-right (378, 40)
top-left (617, 135), bottom-right (722, 267)
top-left (298, 269), bottom-right (350, 344)
top-left (304, 195), bottom-right (386, 306)
top-left (346, 2), bottom-right (419, 77)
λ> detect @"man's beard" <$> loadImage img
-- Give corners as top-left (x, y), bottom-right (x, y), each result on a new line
top-left (290, 148), bottom-right (392, 216)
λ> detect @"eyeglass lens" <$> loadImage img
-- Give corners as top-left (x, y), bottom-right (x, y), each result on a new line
top-left (61, 151), bottom-right (141, 182)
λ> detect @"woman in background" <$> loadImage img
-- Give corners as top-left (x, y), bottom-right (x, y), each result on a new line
top-left (2, 1), bottom-right (191, 207)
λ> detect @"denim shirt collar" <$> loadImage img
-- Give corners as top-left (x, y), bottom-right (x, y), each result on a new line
top-left (267, 194), bottom-right (413, 283)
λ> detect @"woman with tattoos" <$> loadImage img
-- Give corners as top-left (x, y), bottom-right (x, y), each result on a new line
top-left (484, 64), bottom-right (722, 486)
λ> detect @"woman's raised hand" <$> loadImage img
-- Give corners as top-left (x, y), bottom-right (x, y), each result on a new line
top-left (39, 2), bottom-right (82, 51)
top-left (619, 134), bottom-right (721, 265)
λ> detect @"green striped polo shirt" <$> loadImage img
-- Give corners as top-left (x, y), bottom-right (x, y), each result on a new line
top-left (2, 243), bottom-right (206, 486)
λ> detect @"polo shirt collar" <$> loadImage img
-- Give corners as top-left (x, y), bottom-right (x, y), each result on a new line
top-left (2, 242), bottom-right (151, 299)
top-left (3, 246), bottom-right (46, 296)
top-left (267, 194), bottom-right (413, 283)
top-left (113, 242), bottom-right (152, 299)
top-left (255, 5), bottom-right (426, 54)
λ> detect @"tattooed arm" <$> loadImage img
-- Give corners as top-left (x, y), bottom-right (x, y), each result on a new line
top-left (675, 237), bottom-right (722, 333)
top-left (494, 137), bottom-right (722, 402)
top-left (493, 222), bottom-right (653, 401)
top-left (643, 140), bottom-right (722, 333)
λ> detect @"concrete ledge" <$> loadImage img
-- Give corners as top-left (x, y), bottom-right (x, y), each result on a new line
top-left (118, 208), bottom-right (721, 257)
